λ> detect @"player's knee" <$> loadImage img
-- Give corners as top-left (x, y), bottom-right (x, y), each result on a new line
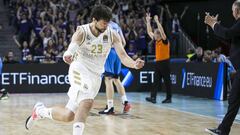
top-left (105, 77), bottom-right (113, 83)
top-left (112, 78), bottom-right (117, 83)
top-left (82, 99), bottom-right (94, 110)
top-left (63, 111), bottom-right (74, 122)
top-left (112, 78), bottom-right (120, 84)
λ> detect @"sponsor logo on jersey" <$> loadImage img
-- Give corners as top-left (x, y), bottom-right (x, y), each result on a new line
top-left (86, 34), bottom-right (91, 40)
top-left (103, 35), bottom-right (108, 43)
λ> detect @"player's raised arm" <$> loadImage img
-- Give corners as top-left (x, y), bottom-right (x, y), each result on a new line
top-left (63, 26), bottom-right (85, 64)
top-left (112, 30), bottom-right (144, 69)
top-left (145, 13), bottom-right (154, 40)
top-left (154, 15), bottom-right (167, 40)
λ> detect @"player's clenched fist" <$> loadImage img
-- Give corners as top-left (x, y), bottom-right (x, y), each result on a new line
top-left (134, 58), bottom-right (145, 69)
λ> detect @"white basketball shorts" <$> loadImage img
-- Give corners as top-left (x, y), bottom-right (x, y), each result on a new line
top-left (65, 61), bottom-right (102, 113)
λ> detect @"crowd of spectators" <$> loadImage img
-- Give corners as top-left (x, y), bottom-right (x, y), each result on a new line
top-left (186, 46), bottom-right (236, 83)
top-left (2, 0), bottom-right (150, 63)
top-left (3, 0), bottom-right (190, 64)
top-left (3, 0), bottom-right (232, 68)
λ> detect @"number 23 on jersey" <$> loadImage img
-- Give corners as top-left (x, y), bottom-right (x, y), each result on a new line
top-left (91, 44), bottom-right (103, 54)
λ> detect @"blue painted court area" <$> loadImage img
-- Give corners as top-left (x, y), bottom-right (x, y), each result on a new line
top-left (100, 92), bottom-right (240, 123)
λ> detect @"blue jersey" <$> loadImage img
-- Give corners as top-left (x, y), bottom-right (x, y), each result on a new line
top-left (104, 21), bottom-right (124, 77)
top-left (109, 21), bottom-right (123, 36)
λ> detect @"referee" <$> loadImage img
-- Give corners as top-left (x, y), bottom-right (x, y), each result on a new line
top-left (205, 0), bottom-right (240, 134)
top-left (145, 13), bottom-right (172, 104)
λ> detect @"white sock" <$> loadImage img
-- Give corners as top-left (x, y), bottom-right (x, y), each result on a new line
top-left (121, 95), bottom-right (128, 104)
top-left (73, 122), bottom-right (85, 135)
top-left (38, 107), bottom-right (53, 120)
top-left (107, 100), bottom-right (113, 109)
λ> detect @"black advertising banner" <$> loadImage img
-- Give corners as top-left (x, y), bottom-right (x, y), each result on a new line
top-left (120, 62), bottom-right (227, 100)
top-left (1, 62), bottom-right (227, 100)
top-left (1, 63), bottom-right (70, 93)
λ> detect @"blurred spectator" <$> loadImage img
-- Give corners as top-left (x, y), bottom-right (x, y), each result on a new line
top-left (147, 40), bottom-right (155, 55)
top-left (3, 51), bottom-right (18, 64)
top-left (56, 37), bottom-right (64, 53)
top-left (30, 37), bottom-right (44, 56)
top-left (136, 27), bottom-right (147, 55)
top-left (13, 36), bottom-right (32, 61)
top-left (165, 5), bottom-right (189, 33)
top-left (16, 6), bottom-right (32, 44)
top-left (127, 42), bottom-right (138, 60)
top-left (39, 22), bottom-right (57, 49)
top-left (212, 48), bottom-right (236, 80)
top-left (8, 1), bottom-right (16, 26)
top-left (43, 39), bottom-right (58, 62)
top-left (165, 4), bottom-right (189, 56)
top-left (112, 7), bottom-right (120, 23)
top-left (121, 0), bottom-right (130, 15)
top-left (186, 46), bottom-right (203, 62)
top-left (32, 11), bottom-right (43, 38)
top-left (66, 3), bottom-right (80, 22)
top-left (21, 41), bottom-right (31, 61)
top-left (76, 8), bottom-right (88, 25)
top-left (24, 54), bottom-right (36, 63)
top-left (186, 48), bottom-right (195, 59)
top-left (41, 55), bottom-right (56, 64)
top-left (58, 41), bottom-right (68, 57)
top-left (203, 50), bottom-right (213, 63)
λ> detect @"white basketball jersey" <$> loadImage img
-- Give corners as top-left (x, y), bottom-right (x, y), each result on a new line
top-left (73, 24), bottom-right (113, 75)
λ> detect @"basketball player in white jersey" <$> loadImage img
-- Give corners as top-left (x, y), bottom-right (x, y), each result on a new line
top-left (25, 5), bottom-right (144, 135)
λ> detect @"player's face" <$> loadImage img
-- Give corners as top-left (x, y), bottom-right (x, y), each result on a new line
top-left (95, 20), bottom-right (109, 33)
top-left (154, 29), bottom-right (161, 40)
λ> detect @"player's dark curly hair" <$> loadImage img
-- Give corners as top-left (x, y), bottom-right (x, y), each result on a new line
top-left (90, 4), bottom-right (112, 22)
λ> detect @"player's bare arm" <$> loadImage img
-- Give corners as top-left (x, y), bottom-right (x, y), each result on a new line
top-left (154, 15), bottom-right (167, 40)
top-left (146, 13), bottom-right (154, 40)
top-left (63, 26), bottom-right (85, 64)
top-left (112, 30), bottom-right (144, 69)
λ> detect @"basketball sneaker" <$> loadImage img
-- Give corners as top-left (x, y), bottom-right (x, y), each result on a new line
top-left (145, 97), bottom-right (156, 104)
top-left (162, 98), bottom-right (172, 104)
top-left (0, 93), bottom-right (9, 100)
top-left (25, 102), bottom-right (45, 130)
top-left (98, 105), bottom-right (115, 115)
top-left (205, 128), bottom-right (221, 135)
top-left (0, 88), bottom-right (9, 100)
top-left (0, 88), bottom-right (6, 92)
top-left (123, 101), bottom-right (131, 113)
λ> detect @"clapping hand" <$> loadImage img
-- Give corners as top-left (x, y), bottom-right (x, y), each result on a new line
top-left (204, 12), bottom-right (219, 28)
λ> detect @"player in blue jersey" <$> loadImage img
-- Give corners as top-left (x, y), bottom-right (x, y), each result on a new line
top-left (99, 21), bottom-right (131, 114)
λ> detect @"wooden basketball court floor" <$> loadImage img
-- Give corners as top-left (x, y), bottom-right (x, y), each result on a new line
top-left (0, 92), bottom-right (240, 135)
